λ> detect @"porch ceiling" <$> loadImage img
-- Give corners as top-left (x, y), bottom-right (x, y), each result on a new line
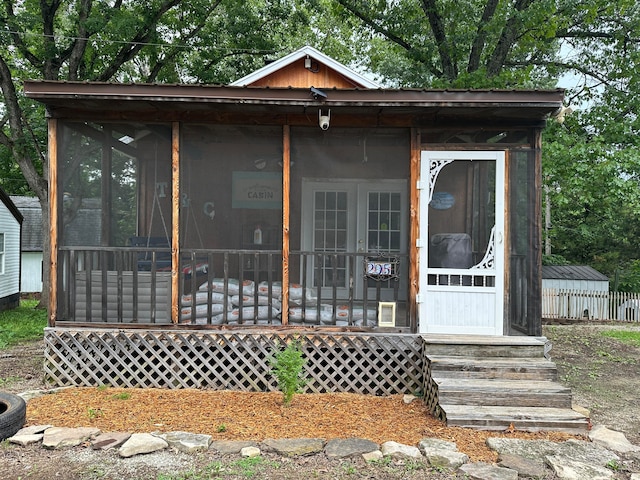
top-left (25, 81), bottom-right (564, 126)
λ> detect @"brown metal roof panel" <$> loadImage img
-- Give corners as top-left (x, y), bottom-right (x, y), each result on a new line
top-left (24, 80), bottom-right (564, 106)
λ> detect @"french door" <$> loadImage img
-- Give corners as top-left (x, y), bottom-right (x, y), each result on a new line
top-left (418, 151), bottom-right (505, 335)
top-left (302, 179), bottom-right (407, 300)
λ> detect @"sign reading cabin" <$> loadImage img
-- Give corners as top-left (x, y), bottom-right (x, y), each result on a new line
top-left (231, 172), bottom-right (282, 209)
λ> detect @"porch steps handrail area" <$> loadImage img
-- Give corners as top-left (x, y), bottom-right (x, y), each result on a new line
top-left (422, 334), bottom-right (589, 434)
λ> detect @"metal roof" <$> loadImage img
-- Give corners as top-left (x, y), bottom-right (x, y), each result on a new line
top-left (0, 188), bottom-right (23, 225)
top-left (23, 81), bottom-right (565, 125)
top-left (542, 265), bottom-right (610, 282)
top-left (10, 196), bottom-right (41, 252)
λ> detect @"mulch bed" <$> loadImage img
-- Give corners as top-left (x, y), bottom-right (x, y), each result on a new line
top-left (26, 388), bottom-right (577, 462)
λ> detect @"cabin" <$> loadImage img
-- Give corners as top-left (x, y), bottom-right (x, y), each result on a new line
top-left (26, 46), bottom-right (589, 433)
top-left (0, 188), bottom-right (23, 311)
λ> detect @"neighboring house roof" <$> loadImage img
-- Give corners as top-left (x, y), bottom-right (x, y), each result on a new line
top-left (0, 188), bottom-right (23, 225)
top-left (231, 45), bottom-right (380, 88)
top-left (63, 198), bottom-right (102, 246)
top-left (10, 196), bottom-right (42, 252)
top-left (542, 265), bottom-right (609, 282)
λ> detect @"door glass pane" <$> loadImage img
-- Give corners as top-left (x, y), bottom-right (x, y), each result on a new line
top-left (313, 191), bottom-right (348, 287)
top-left (368, 191), bottom-right (402, 253)
top-left (428, 160), bottom-right (495, 269)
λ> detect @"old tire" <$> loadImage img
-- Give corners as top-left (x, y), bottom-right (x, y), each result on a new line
top-left (0, 392), bottom-right (26, 440)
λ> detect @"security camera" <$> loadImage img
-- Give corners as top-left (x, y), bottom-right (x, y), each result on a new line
top-left (319, 109), bottom-right (331, 130)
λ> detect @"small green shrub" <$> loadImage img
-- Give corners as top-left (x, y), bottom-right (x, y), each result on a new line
top-left (111, 392), bottom-right (131, 400)
top-left (268, 338), bottom-right (307, 406)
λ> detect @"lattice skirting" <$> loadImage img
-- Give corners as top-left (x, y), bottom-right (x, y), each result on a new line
top-left (44, 328), bottom-right (425, 396)
top-left (422, 359), bottom-right (445, 421)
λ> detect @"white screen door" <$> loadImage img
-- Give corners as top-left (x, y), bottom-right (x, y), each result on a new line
top-left (418, 151), bottom-right (505, 335)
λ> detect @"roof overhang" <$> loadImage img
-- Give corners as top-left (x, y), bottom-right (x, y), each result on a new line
top-left (24, 81), bottom-right (565, 126)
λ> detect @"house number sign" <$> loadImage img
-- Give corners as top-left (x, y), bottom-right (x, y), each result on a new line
top-left (364, 254), bottom-right (400, 282)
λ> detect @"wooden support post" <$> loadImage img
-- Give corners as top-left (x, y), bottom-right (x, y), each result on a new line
top-left (409, 128), bottom-right (420, 333)
top-left (281, 125), bottom-right (291, 325)
top-left (48, 118), bottom-right (58, 327)
top-left (171, 122), bottom-right (180, 324)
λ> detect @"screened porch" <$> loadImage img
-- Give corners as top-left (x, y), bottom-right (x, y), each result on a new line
top-left (54, 121), bottom-right (413, 330)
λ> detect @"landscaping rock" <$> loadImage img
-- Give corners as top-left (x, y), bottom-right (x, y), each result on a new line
top-left (12, 425), bottom-right (52, 436)
top-left (419, 438), bottom-right (457, 452)
top-left (324, 438), bottom-right (378, 459)
top-left (9, 433), bottom-right (44, 446)
top-left (545, 455), bottom-right (614, 480)
top-left (589, 425), bottom-right (640, 454)
top-left (42, 426), bottom-right (101, 449)
top-left (211, 440), bottom-right (259, 454)
top-left (91, 432), bottom-right (131, 450)
top-left (497, 453), bottom-right (546, 479)
top-left (154, 431), bottom-right (212, 453)
top-left (362, 450), bottom-right (383, 462)
top-left (486, 437), bottom-right (619, 467)
top-left (423, 447), bottom-right (469, 470)
top-left (262, 438), bottom-right (325, 456)
top-left (403, 394), bottom-right (418, 404)
top-left (118, 433), bottom-right (168, 458)
top-left (380, 441), bottom-right (422, 459)
top-left (241, 446), bottom-right (261, 457)
top-left (458, 462), bottom-right (518, 480)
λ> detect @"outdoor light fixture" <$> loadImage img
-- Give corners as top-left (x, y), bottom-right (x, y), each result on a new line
top-left (305, 55), bottom-right (319, 73)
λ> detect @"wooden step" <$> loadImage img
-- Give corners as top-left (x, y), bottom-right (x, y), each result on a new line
top-left (432, 378), bottom-right (573, 409)
top-left (441, 404), bottom-right (590, 434)
top-left (422, 334), bottom-right (547, 358)
top-left (428, 355), bottom-right (558, 381)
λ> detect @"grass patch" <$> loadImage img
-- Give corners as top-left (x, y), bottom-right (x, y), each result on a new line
top-left (602, 329), bottom-right (640, 347)
top-left (0, 299), bottom-right (47, 349)
top-left (156, 457), bottom-right (280, 480)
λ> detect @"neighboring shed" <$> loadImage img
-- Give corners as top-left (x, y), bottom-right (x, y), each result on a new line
top-left (0, 189), bottom-right (23, 310)
top-left (10, 196), bottom-right (43, 293)
top-left (542, 265), bottom-right (610, 319)
top-left (542, 265), bottom-right (610, 291)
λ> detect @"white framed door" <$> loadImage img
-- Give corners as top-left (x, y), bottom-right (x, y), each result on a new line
top-left (302, 179), bottom-right (407, 300)
top-left (418, 151), bottom-right (505, 335)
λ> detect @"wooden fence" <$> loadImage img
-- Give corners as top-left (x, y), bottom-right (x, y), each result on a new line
top-left (542, 289), bottom-right (640, 321)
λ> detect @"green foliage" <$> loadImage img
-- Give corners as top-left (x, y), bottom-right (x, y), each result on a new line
top-left (613, 261), bottom-right (640, 292)
top-left (542, 254), bottom-right (571, 266)
top-left (111, 392), bottom-right (131, 400)
top-left (268, 338), bottom-right (307, 406)
top-left (601, 329), bottom-right (640, 348)
top-left (0, 300), bottom-right (47, 350)
top-left (157, 457), bottom-right (280, 479)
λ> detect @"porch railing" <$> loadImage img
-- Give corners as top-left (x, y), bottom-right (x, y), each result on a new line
top-left (57, 247), bottom-right (409, 329)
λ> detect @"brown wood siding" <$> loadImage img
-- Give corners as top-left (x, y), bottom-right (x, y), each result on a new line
top-left (248, 61), bottom-right (361, 88)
